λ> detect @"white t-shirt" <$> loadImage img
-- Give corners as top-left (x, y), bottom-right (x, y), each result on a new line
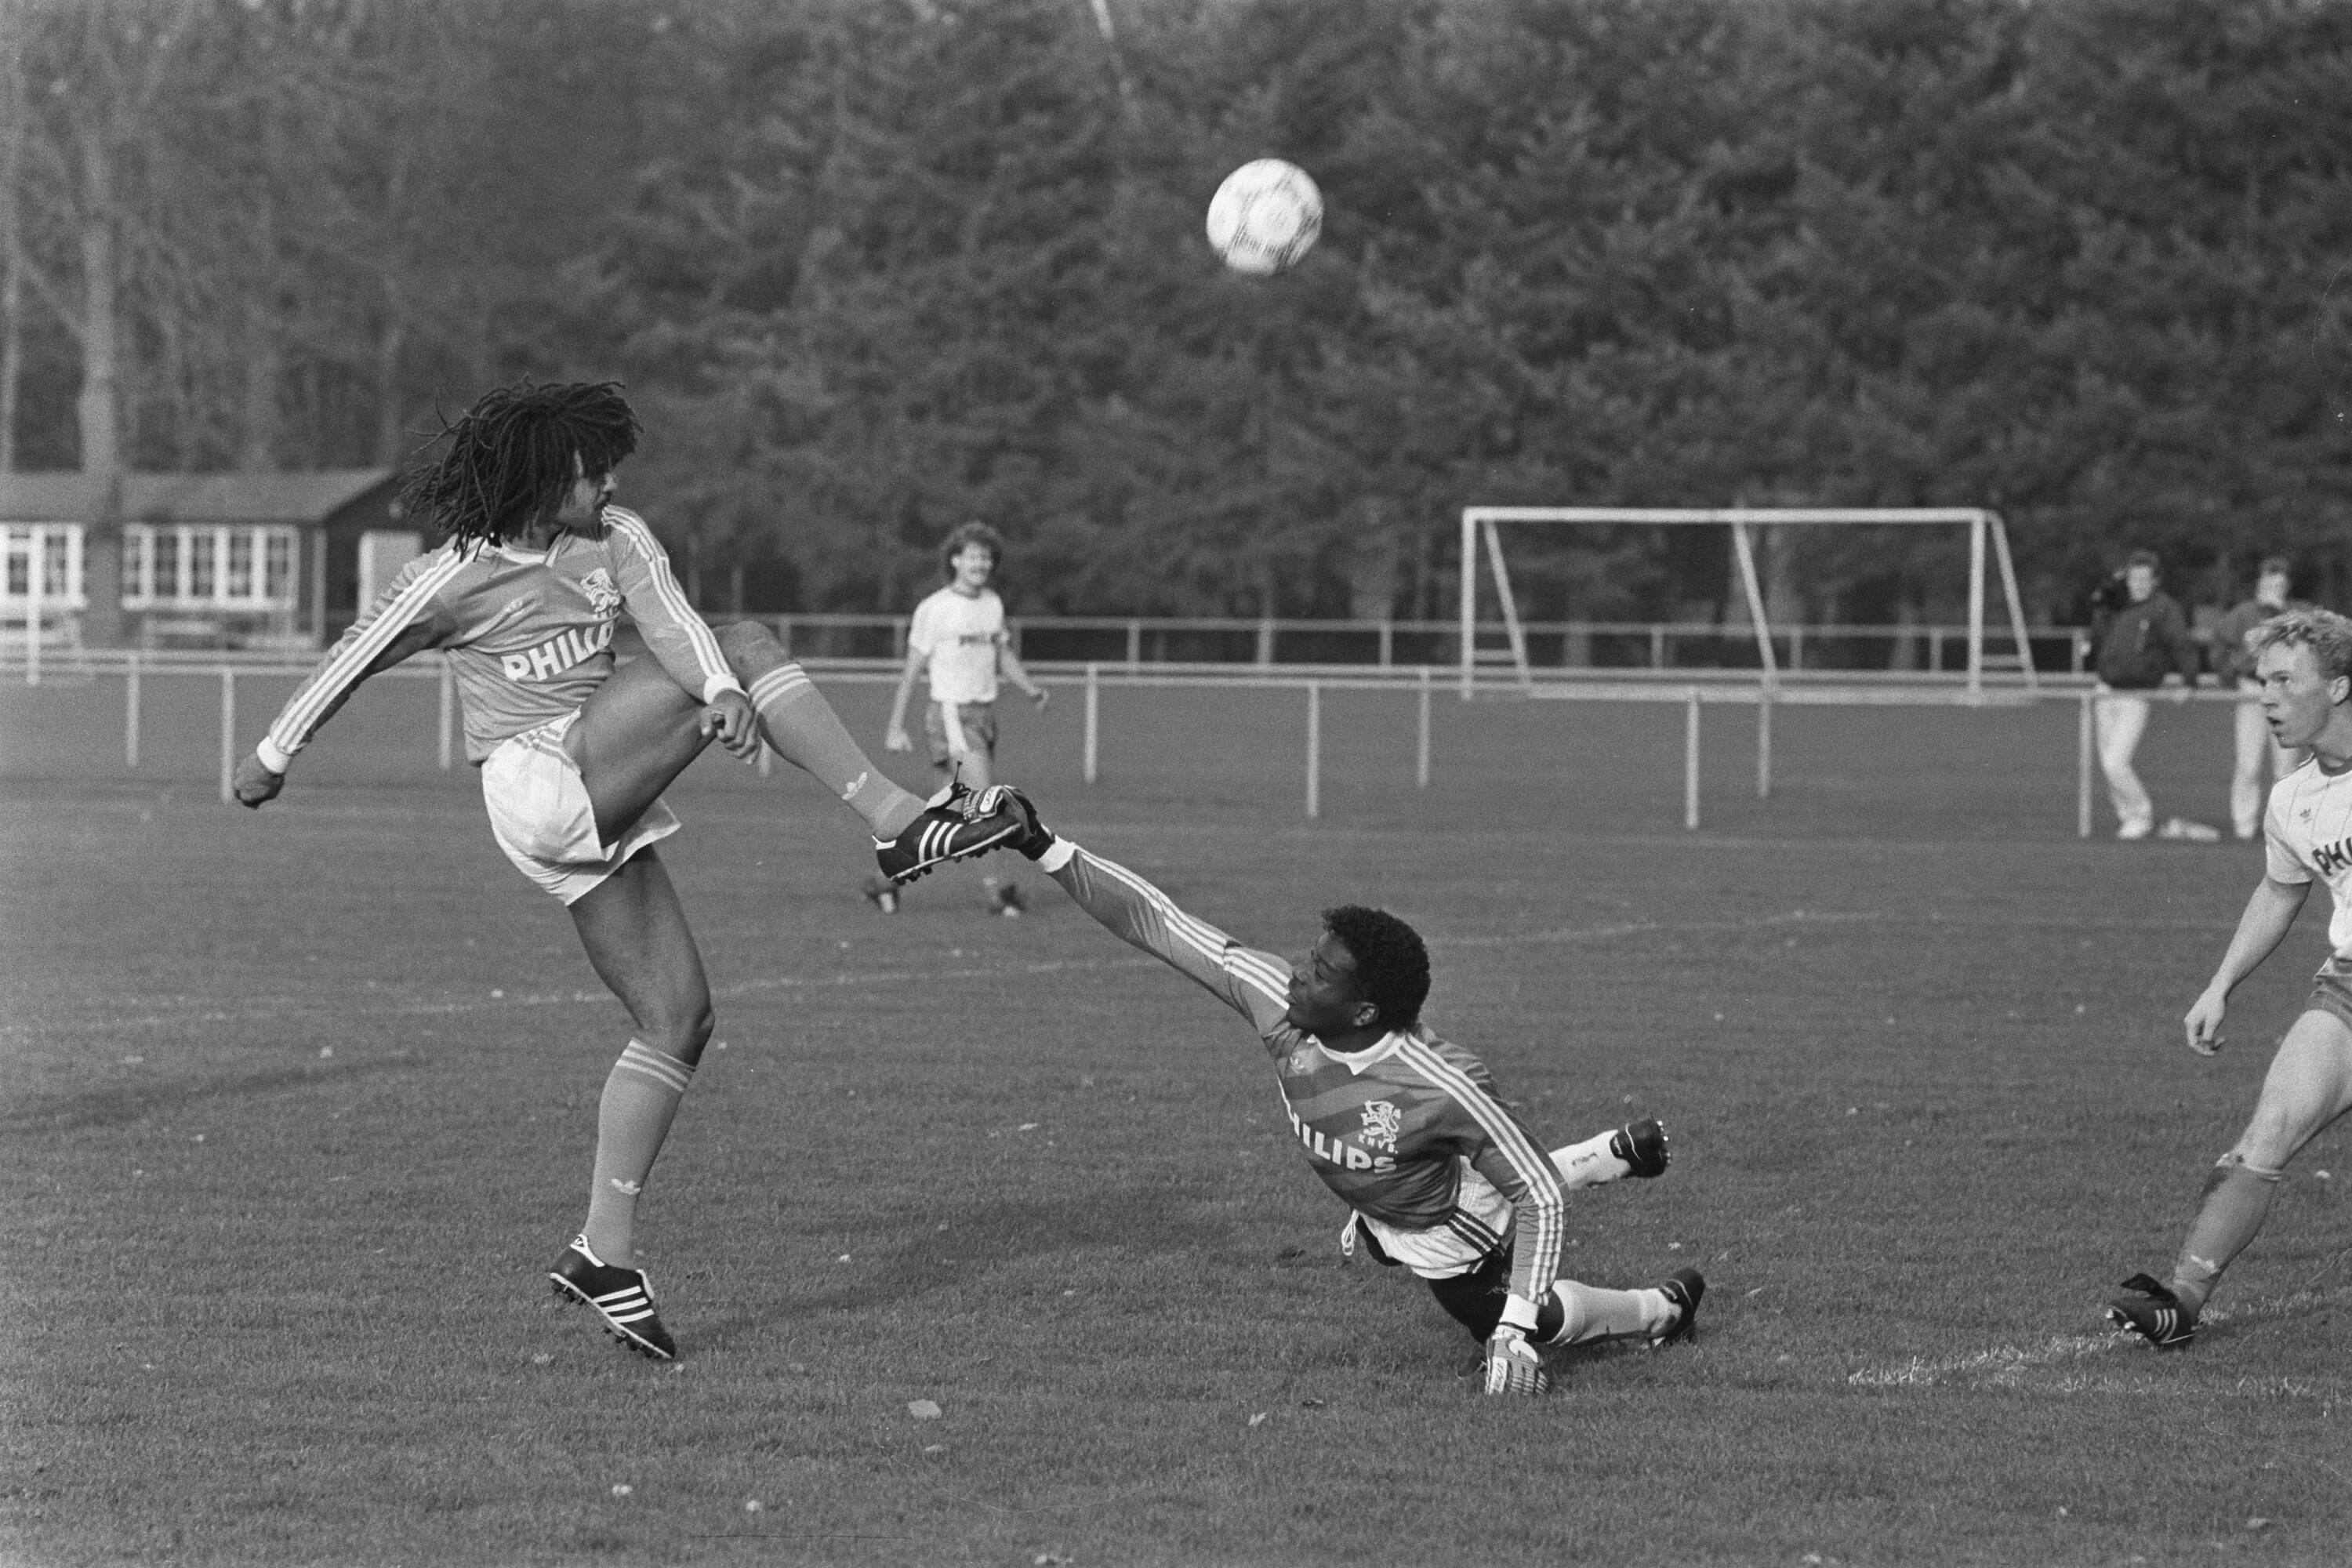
top-left (2263, 756), bottom-right (2352, 956)
top-left (908, 586), bottom-right (1005, 705)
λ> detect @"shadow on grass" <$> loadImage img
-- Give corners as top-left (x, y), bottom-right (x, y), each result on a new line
top-left (1, 1050), bottom-right (422, 1134)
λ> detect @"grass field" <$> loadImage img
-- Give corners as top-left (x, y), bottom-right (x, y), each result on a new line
top-left (5, 675), bottom-right (2350, 1566)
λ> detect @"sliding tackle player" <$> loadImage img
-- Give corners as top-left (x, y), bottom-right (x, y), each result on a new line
top-left (988, 790), bottom-right (1697, 1395)
top-left (2110, 609), bottom-right (2352, 1347)
top-left (230, 379), bottom-right (1021, 1360)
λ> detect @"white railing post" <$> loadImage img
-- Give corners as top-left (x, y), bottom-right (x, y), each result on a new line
top-left (1305, 681), bottom-right (1321, 818)
top-left (1757, 685), bottom-right (1773, 800)
top-left (437, 655), bottom-right (456, 771)
top-left (125, 650), bottom-right (141, 769)
top-left (1683, 688), bottom-right (1701, 830)
top-left (219, 666), bottom-right (237, 804)
top-left (1126, 619), bottom-right (1141, 673)
top-left (2078, 689), bottom-right (2095, 838)
top-left (1651, 624), bottom-right (1666, 670)
top-left (1083, 662), bottom-right (1100, 785)
top-left (25, 531), bottom-right (42, 688)
top-left (1415, 666), bottom-right (1432, 789)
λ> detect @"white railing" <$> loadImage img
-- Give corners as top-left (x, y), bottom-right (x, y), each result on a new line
top-left (1, 648), bottom-right (2241, 837)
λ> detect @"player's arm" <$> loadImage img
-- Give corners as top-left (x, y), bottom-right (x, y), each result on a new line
top-left (884, 643), bottom-right (926, 752)
top-left (603, 510), bottom-right (756, 759)
top-left (997, 637), bottom-right (1048, 709)
top-left (1008, 798), bottom-right (1289, 1033)
top-left (2184, 874), bottom-right (2310, 1054)
top-left (234, 554), bottom-right (461, 808)
top-left (1455, 1105), bottom-right (1569, 1357)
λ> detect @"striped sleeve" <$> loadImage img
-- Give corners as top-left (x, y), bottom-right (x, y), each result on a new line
top-left (1044, 842), bottom-right (1294, 1041)
top-left (258, 548), bottom-right (464, 771)
top-left (1396, 1038), bottom-right (1565, 1330)
top-left (603, 508), bottom-right (744, 705)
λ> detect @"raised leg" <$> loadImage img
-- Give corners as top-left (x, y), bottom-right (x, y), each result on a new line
top-left (563, 654), bottom-right (712, 846)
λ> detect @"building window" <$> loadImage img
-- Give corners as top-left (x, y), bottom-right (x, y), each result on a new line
top-left (125, 524), bottom-right (299, 610)
top-left (1, 525), bottom-right (83, 609)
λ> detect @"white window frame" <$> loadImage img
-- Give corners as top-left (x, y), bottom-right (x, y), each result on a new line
top-left (122, 523), bottom-right (302, 613)
top-left (1, 524), bottom-right (87, 614)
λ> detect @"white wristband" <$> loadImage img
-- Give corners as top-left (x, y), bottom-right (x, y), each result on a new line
top-left (701, 673), bottom-right (746, 706)
top-left (256, 735), bottom-right (293, 775)
top-left (1498, 1293), bottom-right (1541, 1336)
top-left (1037, 838), bottom-right (1077, 874)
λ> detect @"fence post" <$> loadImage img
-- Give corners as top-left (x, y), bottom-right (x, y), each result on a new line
top-left (1415, 666), bottom-right (1432, 789)
top-left (438, 655), bottom-right (456, 771)
top-left (1305, 680), bottom-right (1321, 819)
top-left (1650, 624), bottom-right (1666, 670)
top-left (219, 667), bottom-right (237, 804)
top-left (1683, 687), bottom-right (1701, 830)
top-left (25, 535), bottom-right (41, 688)
top-left (2078, 688), bottom-right (2095, 838)
top-left (125, 649), bottom-right (141, 769)
top-left (1126, 619), bottom-right (1141, 673)
top-left (1083, 662), bottom-right (1100, 784)
top-left (1379, 620), bottom-right (1393, 668)
top-left (1756, 685), bottom-right (1773, 800)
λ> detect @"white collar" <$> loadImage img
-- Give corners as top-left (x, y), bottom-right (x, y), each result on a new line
top-left (1320, 1029), bottom-right (1408, 1076)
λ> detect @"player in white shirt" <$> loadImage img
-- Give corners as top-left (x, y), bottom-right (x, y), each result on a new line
top-left (2109, 609), bottom-right (2352, 1348)
top-left (877, 522), bottom-right (1049, 916)
top-left (229, 383), bottom-right (1022, 1361)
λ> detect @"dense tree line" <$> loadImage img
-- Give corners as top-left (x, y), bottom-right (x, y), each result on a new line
top-left (6, 0), bottom-right (2349, 626)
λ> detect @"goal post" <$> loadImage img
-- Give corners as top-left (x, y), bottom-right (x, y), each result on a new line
top-left (1457, 506), bottom-right (2037, 698)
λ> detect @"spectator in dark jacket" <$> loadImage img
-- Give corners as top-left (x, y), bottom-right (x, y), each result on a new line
top-left (2088, 550), bottom-right (2203, 840)
top-left (2211, 556), bottom-right (2310, 839)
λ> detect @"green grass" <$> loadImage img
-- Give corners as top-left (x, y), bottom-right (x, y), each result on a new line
top-left (4, 679), bottom-right (2350, 1565)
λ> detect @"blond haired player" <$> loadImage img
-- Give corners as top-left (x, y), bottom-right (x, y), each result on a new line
top-left (874, 521), bottom-right (1049, 916)
top-left (230, 381), bottom-right (1021, 1360)
top-left (2109, 608), bottom-right (2352, 1347)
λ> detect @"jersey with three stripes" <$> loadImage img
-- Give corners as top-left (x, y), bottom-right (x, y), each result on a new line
top-left (260, 507), bottom-right (739, 768)
top-left (1044, 842), bottom-right (1565, 1303)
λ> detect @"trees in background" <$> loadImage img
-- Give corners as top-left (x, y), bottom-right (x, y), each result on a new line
top-left (5, 0), bottom-right (2347, 626)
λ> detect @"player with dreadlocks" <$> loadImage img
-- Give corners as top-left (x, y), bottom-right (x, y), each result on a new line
top-left (232, 379), bottom-right (1024, 1360)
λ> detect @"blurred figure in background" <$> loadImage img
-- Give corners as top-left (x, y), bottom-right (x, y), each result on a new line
top-left (2210, 556), bottom-right (2310, 840)
top-left (2087, 550), bottom-right (2205, 840)
top-left (875, 521), bottom-right (1051, 917)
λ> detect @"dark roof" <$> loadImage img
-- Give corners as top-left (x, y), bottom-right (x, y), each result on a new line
top-left (0, 470), bottom-right (396, 524)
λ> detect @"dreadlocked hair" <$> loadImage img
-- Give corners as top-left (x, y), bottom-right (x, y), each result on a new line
top-left (400, 380), bottom-right (641, 550)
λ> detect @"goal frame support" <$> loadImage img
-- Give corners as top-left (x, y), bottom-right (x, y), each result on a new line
top-left (1457, 506), bottom-right (2036, 699)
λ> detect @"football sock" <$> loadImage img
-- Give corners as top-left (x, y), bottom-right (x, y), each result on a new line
top-left (2169, 1153), bottom-right (2284, 1316)
top-left (736, 655), bottom-right (925, 839)
top-left (581, 1040), bottom-right (695, 1270)
top-left (1552, 1131), bottom-right (1631, 1189)
top-left (1539, 1281), bottom-right (1669, 1346)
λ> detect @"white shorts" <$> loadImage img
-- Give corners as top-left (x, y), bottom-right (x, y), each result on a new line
top-left (481, 711), bottom-right (680, 905)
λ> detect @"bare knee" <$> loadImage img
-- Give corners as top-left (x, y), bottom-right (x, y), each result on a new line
top-left (719, 620), bottom-right (784, 674)
top-left (636, 997), bottom-right (715, 1066)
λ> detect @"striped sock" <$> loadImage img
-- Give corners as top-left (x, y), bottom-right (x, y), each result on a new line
top-left (581, 1040), bottom-right (695, 1269)
top-left (744, 662), bottom-right (924, 837)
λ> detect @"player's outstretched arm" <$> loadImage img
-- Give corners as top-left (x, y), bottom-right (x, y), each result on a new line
top-left (1000, 790), bottom-right (1289, 1032)
top-left (2185, 875), bottom-right (2309, 1054)
top-left (237, 607), bottom-right (448, 809)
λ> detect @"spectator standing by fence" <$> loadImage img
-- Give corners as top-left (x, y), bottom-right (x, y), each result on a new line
top-left (2088, 550), bottom-right (2205, 841)
top-left (2210, 557), bottom-right (2310, 841)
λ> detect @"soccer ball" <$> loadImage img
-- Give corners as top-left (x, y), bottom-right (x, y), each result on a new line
top-left (1206, 158), bottom-right (1323, 276)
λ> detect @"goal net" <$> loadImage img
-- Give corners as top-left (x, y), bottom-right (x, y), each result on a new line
top-left (1456, 506), bottom-right (2037, 696)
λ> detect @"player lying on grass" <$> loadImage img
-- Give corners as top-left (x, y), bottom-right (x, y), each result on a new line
top-left (988, 790), bottom-right (1699, 1396)
top-left (2110, 608), bottom-right (2352, 1348)
top-left (230, 379), bottom-right (1022, 1361)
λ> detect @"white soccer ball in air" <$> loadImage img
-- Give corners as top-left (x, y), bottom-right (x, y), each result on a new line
top-left (1206, 158), bottom-right (1323, 276)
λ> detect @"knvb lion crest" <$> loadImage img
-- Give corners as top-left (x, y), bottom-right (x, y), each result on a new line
top-left (579, 568), bottom-right (622, 615)
top-left (1359, 1099), bottom-right (1402, 1154)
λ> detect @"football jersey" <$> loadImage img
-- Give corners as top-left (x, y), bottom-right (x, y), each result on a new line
top-left (907, 586), bottom-right (1005, 706)
top-left (1043, 841), bottom-right (1566, 1307)
top-left (259, 506), bottom-right (739, 769)
top-left (2263, 756), bottom-right (2352, 956)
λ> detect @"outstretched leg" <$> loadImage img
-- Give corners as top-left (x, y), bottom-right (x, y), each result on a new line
top-left (2173, 1009), bottom-right (2352, 1312)
top-left (719, 622), bottom-right (927, 837)
top-left (2113, 1007), bottom-right (2352, 1346)
top-left (563, 652), bottom-right (717, 845)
